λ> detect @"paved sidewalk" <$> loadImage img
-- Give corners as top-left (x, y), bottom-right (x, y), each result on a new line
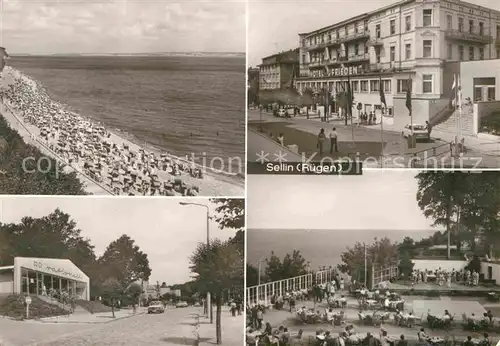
top-left (198, 308), bottom-right (244, 345)
top-left (34, 308), bottom-right (145, 324)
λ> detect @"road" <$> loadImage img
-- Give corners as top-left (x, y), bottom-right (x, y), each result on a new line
top-left (248, 110), bottom-right (490, 168)
top-left (0, 307), bottom-right (236, 346)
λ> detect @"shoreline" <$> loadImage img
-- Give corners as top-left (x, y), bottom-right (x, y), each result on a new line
top-left (0, 67), bottom-right (244, 196)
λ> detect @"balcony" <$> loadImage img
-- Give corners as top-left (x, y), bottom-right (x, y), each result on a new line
top-left (495, 40), bottom-right (500, 48)
top-left (367, 37), bottom-right (384, 46)
top-left (444, 29), bottom-right (493, 44)
top-left (346, 53), bottom-right (370, 63)
top-left (308, 60), bottom-right (326, 68)
top-left (339, 31), bottom-right (371, 43)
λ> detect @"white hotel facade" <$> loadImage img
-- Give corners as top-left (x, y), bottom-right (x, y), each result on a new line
top-left (295, 0), bottom-right (500, 128)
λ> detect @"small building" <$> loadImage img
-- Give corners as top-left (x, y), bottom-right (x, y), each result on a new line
top-left (0, 257), bottom-right (90, 300)
top-left (259, 49), bottom-right (299, 90)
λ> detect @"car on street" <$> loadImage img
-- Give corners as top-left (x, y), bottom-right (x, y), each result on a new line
top-left (147, 301), bottom-right (165, 314)
top-left (402, 124), bottom-right (430, 141)
top-left (176, 301), bottom-right (189, 308)
top-left (194, 302), bottom-right (200, 307)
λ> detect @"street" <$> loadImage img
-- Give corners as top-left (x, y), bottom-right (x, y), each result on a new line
top-left (247, 110), bottom-right (489, 168)
top-left (0, 307), bottom-right (243, 346)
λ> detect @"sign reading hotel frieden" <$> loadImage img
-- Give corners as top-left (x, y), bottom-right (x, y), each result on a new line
top-left (330, 65), bottom-right (364, 77)
top-left (33, 260), bottom-right (84, 281)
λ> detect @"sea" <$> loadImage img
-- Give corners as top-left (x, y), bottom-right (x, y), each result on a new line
top-left (247, 228), bottom-right (437, 269)
top-left (9, 55), bottom-right (245, 178)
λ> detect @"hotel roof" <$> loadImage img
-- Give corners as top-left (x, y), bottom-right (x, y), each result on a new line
top-left (299, 0), bottom-right (500, 38)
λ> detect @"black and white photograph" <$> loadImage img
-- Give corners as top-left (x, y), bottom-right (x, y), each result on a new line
top-left (0, 197), bottom-right (244, 345)
top-left (0, 0), bottom-right (245, 196)
top-left (247, 0), bottom-right (500, 168)
top-left (246, 171), bottom-right (500, 345)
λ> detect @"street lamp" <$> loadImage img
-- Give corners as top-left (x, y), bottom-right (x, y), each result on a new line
top-left (257, 258), bottom-right (265, 286)
top-left (179, 202), bottom-right (212, 324)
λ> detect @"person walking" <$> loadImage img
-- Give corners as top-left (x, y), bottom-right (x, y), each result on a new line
top-left (329, 127), bottom-right (338, 153)
top-left (317, 128), bottom-right (326, 155)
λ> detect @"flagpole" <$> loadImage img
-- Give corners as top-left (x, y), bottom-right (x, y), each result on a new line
top-left (380, 76), bottom-right (384, 168)
top-left (364, 244), bottom-right (367, 287)
top-left (455, 73), bottom-right (459, 157)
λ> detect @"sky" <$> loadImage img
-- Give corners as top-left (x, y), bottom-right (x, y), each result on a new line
top-left (0, 0), bottom-right (245, 54)
top-left (248, 0), bottom-right (500, 67)
top-left (0, 197), bottom-right (237, 285)
top-left (247, 170), bottom-right (439, 230)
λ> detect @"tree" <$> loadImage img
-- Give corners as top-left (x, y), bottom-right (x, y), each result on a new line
top-left (246, 264), bottom-right (259, 287)
top-left (161, 282), bottom-right (167, 288)
top-left (416, 172), bottom-right (500, 258)
top-left (211, 198), bottom-right (244, 258)
top-left (0, 209), bottom-right (96, 272)
top-left (97, 235), bottom-right (152, 289)
top-left (264, 250), bottom-right (309, 282)
top-left (190, 239), bottom-right (243, 344)
top-left (126, 282), bottom-right (143, 310)
top-left (339, 238), bottom-right (398, 284)
top-left (101, 278), bottom-right (123, 318)
top-left (0, 115), bottom-right (86, 195)
top-left (398, 251), bottom-right (414, 281)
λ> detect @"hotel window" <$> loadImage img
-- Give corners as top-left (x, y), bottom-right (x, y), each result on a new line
top-left (397, 79), bottom-right (410, 93)
top-left (446, 14), bottom-right (453, 30)
top-left (469, 19), bottom-right (474, 34)
top-left (479, 22), bottom-right (484, 36)
top-left (405, 16), bottom-right (412, 31)
top-left (497, 49), bottom-right (500, 58)
top-left (458, 17), bottom-right (464, 32)
top-left (497, 25), bottom-right (500, 39)
top-left (422, 74), bottom-right (433, 93)
top-left (355, 45), bottom-right (359, 55)
top-left (390, 46), bottom-right (396, 61)
top-left (423, 9), bottom-right (432, 27)
top-left (390, 19), bottom-right (396, 35)
top-left (376, 49), bottom-right (381, 63)
top-left (479, 47), bottom-right (484, 60)
top-left (365, 45), bottom-right (369, 54)
top-left (345, 25), bottom-right (349, 36)
top-left (355, 25), bottom-right (359, 34)
top-left (469, 46), bottom-right (475, 60)
top-left (405, 43), bottom-right (411, 60)
top-left (383, 80), bottom-right (391, 93)
top-left (376, 24), bottom-right (381, 38)
top-left (447, 44), bottom-right (453, 60)
top-left (488, 87), bottom-right (496, 101)
top-left (336, 30), bottom-right (340, 39)
top-left (352, 81), bottom-right (359, 92)
top-left (364, 20), bottom-right (369, 32)
top-left (370, 80), bottom-right (380, 92)
top-left (423, 40), bottom-right (432, 58)
top-left (360, 80), bottom-right (369, 92)
top-left (459, 45), bottom-right (464, 60)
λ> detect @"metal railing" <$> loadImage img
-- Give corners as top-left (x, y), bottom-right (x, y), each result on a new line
top-left (246, 273), bottom-right (313, 306)
top-left (444, 29), bottom-right (493, 44)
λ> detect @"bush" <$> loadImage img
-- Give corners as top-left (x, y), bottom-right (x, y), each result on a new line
top-left (0, 114), bottom-right (86, 195)
top-left (480, 112), bottom-right (500, 135)
top-left (0, 294), bottom-right (68, 319)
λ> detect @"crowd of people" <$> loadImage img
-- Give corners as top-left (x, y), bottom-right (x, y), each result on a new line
top-left (0, 72), bottom-right (205, 196)
top-left (411, 268), bottom-right (480, 287)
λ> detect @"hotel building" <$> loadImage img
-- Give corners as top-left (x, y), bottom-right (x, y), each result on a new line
top-left (259, 49), bottom-right (300, 90)
top-left (295, 0), bottom-right (500, 129)
top-left (0, 257), bottom-right (90, 300)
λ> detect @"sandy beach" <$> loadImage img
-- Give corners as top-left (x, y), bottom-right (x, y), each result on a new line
top-left (0, 67), bottom-right (244, 196)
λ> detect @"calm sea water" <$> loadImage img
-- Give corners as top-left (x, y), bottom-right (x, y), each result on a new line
top-left (10, 55), bottom-right (245, 176)
top-left (247, 229), bottom-right (436, 269)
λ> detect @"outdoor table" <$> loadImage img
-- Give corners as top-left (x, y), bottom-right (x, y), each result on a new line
top-left (429, 337), bottom-right (445, 345)
top-left (366, 299), bottom-right (377, 306)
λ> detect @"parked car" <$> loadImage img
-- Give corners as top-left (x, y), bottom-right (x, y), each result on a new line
top-left (402, 124), bottom-right (429, 141)
top-left (147, 301), bottom-right (165, 314)
top-left (276, 109), bottom-right (286, 117)
top-left (176, 301), bottom-right (189, 308)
